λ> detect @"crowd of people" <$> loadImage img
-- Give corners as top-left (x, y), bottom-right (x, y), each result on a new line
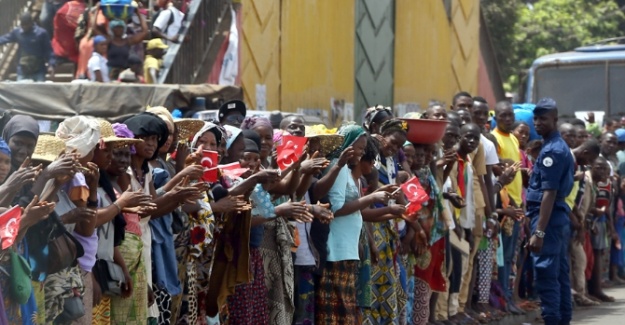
top-left (0, 0), bottom-right (185, 83)
top-left (0, 92), bottom-right (621, 325)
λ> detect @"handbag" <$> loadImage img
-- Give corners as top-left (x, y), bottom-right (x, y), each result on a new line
top-left (55, 295), bottom-right (85, 323)
top-left (93, 259), bottom-right (125, 296)
top-left (47, 218), bottom-right (84, 274)
top-left (9, 249), bottom-right (32, 304)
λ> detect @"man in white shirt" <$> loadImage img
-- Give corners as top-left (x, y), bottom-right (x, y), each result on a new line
top-left (87, 35), bottom-right (110, 82)
top-left (152, 0), bottom-right (185, 45)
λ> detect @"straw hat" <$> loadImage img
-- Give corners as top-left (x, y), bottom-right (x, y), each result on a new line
top-left (98, 119), bottom-right (142, 148)
top-left (31, 133), bottom-right (66, 163)
top-left (174, 118), bottom-right (205, 141)
top-left (305, 125), bottom-right (344, 157)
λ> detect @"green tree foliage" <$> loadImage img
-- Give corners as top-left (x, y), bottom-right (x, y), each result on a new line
top-left (482, 0), bottom-right (625, 91)
top-left (481, 0), bottom-right (522, 91)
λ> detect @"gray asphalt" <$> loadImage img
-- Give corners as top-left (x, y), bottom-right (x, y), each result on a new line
top-left (570, 287), bottom-right (625, 324)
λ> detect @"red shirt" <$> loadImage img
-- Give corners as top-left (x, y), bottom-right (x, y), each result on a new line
top-left (51, 0), bottom-right (86, 63)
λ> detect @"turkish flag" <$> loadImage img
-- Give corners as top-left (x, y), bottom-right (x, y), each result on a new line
top-left (0, 206), bottom-right (22, 249)
top-left (277, 135), bottom-right (307, 171)
top-left (201, 151), bottom-right (220, 182)
top-left (219, 162), bottom-right (249, 179)
top-left (401, 176), bottom-right (429, 204)
top-left (201, 150), bottom-right (219, 169)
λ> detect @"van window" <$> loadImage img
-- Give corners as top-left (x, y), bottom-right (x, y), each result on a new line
top-left (534, 64), bottom-right (606, 117)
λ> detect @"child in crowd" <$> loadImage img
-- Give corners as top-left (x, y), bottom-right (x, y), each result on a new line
top-left (589, 156), bottom-right (616, 302)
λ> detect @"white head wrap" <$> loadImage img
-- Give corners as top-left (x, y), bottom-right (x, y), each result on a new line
top-left (56, 116), bottom-right (101, 158)
top-left (191, 122), bottom-right (218, 148)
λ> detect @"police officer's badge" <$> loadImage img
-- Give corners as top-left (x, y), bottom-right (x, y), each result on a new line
top-left (543, 157), bottom-right (554, 167)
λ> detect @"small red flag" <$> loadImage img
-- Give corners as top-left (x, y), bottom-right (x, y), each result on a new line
top-left (0, 206), bottom-right (22, 249)
top-left (277, 135), bottom-right (307, 170)
top-left (201, 150), bottom-right (220, 182)
top-left (401, 176), bottom-right (429, 204)
top-left (219, 162), bottom-right (249, 179)
top-left (201, 150), bottom-right (219, 169)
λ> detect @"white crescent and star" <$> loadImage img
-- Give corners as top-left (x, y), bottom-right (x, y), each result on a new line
top-left (406, 184), bottom-right (419, 197)
top-left (281, 156), bottom-right (295, 168)
top-left (201, 157), bottom-right (214, 170)
top-left (4, 218), bottom-right (17, 238)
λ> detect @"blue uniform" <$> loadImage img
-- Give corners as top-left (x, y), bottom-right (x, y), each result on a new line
top-left (526, 130), bottom-right (575, 325)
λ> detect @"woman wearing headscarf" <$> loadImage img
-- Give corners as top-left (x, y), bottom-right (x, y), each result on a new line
top-left (110, 112), bottom-right (201, 324)
top-left (170, 121), bottom-right (224, 324)
top-left (241, 116), bottom-right (275, 169)
top-left (146, 107), bottom-right (192, 324)
top-left (363, 119), bottom-right (409, 324)
top-left (241, 116), bottom-right (313, 324)
top-left (44, 116), bottom-right (102, 324)
top-left (2, 115), bottom-right (40, 173)
top-left (0, 137), bottom-right (55, 324)
top-left (91, 121), bottom-right (152, 325)
top-left (315, 124), bottom-right (392, 325)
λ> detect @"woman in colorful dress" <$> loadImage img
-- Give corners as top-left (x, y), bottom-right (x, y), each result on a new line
top-left (241, 116), bottom-right (303, 324)
top-left (111, 112), bottom-right (201, 324)
top-left (0, 134), bottom-right (56, 324)
top-left (47, 116), bottom-right (101, 324)
top-left (92, 122), bottom-right (151, 324)
top-left (315, 124), bottom-right (392, 325)
top-left (174, 121), bottom-right (225, 324)
top-left (363, 119), bottom-right (409, 325)
top-left (410, 143), bottom-right (448, 325)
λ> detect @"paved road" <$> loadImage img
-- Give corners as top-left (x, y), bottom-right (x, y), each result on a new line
top-left (571, 287), bottom-right (625, 324)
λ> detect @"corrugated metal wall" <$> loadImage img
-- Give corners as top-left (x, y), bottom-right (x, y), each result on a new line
top-left (281, 0), bottom-right (355, 112)
top-left (241, 0), bottom-right (480, 118)
top-left (354, 0), bottom-right (395, 119)
top-left (241, 0), bottom-right (281, 110)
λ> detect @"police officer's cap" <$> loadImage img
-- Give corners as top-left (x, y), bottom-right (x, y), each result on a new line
top-left (218, 100), bottom-right (247, 122)
top-left (534, 98), bottom-right (557, 116)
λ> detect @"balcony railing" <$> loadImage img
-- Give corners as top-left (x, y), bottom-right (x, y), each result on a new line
top-left (158, 0), bottom-right (231, 84)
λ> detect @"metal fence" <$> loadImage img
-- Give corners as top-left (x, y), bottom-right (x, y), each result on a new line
top-left (159, 0), bottom-right (231, 84)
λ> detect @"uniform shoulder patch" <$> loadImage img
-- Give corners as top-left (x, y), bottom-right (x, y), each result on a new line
top-left (542, 157), bottom-right (553, 167)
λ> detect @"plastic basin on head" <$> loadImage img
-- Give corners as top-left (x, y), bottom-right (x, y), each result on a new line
top-left (400, 118), bottom-right (449, 144)
top-left (101, 4), bottom-right (136, 21)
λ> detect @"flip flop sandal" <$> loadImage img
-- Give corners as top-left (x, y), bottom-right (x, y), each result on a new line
top-left (477, 312), bottom-right (490, 324)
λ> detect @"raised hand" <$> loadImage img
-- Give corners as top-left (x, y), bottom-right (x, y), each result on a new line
top-left (337, 147), bottom-right (355, 167)
top-left (212, 195), bottom-right (251, 213)
top-left (276, 200), bottom-right (313, 223)
top-left (116, 186), bottom-right (153, 208)
top-left (22, 195), bottom-right (56, 227)
top-left (311, 202), bottom-right (333, 224)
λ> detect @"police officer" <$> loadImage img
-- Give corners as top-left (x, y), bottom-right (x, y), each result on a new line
top-left (526, 98), bottom-right (575, 325)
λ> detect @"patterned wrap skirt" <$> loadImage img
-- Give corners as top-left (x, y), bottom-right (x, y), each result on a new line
top-left (92, 296), bottom-right (111, 324)
top-left (226, 247), bottom-right (269, 324)
top-left (315, 260), bottom-right (359, 325)
top-left (110, 233), bottom-right (148, 324)
top-left (259, 218), bottom-right (295, 324)
top-left (293, 266), bottom-right (316, 325)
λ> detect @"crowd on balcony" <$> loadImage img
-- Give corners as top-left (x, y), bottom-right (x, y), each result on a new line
top-left (0, 0), bottom-right (187, 83)
top-left (0, 92), bottom-right (620, 325)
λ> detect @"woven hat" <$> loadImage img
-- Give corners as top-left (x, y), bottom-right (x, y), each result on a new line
top-left (305, 125), bottom-right (344, 157)
top-left (98, 119), bottom-right (142, 148)
top-left (31, 133), bottom-right (66, 163)
top-left (174, 118), bottom-right (205, 141)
